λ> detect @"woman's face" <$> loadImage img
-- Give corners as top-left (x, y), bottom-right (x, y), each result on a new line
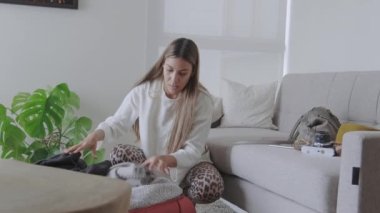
top-left (163, 57), bottom-right (193, 99)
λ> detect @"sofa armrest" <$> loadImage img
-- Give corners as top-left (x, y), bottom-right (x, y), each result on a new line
top-left (337, 131), bottom-right (380, 213)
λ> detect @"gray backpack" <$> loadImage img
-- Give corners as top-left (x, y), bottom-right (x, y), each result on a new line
top-left (289, 107), bottom-right (341, 150)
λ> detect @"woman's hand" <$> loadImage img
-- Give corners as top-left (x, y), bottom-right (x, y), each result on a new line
top-left (142, 155), bottom-right (177, 174)
top-left (64, 129), bottom-right (105, 156)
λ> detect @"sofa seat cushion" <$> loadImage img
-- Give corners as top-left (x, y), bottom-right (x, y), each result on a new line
top-left (207, 128), bottom-right (289, 173)
top-left (230, 144), bottom-right (340, 213)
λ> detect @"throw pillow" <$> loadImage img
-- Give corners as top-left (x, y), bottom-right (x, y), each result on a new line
top-left (335, 122), bottom-right (379, 144)
top-left (220, 79), bottom-right (277, 129)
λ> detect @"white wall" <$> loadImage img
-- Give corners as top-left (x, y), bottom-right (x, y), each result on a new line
top-left (0, 0), bottom-right (147, 138)
top-left (286, 0), bottom-right (380, 73)
top-left (2, 0), bottom-right (380, 154)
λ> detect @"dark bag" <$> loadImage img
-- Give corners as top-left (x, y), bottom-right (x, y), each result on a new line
top-left (35, 152), bottom-right (86, 171)
top-left (289, 107), bottom-right (341, 150)
top-left (36, 152), bottom-right (112, 176)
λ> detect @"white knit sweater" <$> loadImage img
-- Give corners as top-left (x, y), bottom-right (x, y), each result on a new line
top-left (97, 79), bottom-right (213, 184)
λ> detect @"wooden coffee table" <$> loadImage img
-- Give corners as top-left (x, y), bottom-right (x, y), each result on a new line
top-left (0, 159), bottom-right (131, 213)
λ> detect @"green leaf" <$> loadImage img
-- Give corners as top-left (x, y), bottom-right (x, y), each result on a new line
top-left (20, 100), bottom-right (44, 111)
top-left (50, 83), bottom-right (70, 106)
top-left (1, 146), bottom-right (27, 161)
top-left (0, 105), bottom-right (12, 145)
top-left (62, 110), bottom-right (75, 129)
top-left (67, 91), bottom-right (80, 109)
top-left (47, 146), bottom-right (60, 157)
top-left (29, 147), bottom-right (49, 163)
top-left (45, 101), bottom-right (65, 127)
top-left (63, 116), bottom-right (92, 145)
top-left (27, 140), bottom-right (46, 151)
top-left (15, 87), bottom-right (66, 138)
top-left (1, 105), bottom-right (26, 146)
top-left (12, 146), bottom-right (27, 161)
top-left (52, 83), bottom-right (70, 98)
top-left (1, 149), bottom-right (13, 159)
top-left (30, 89), bottom-right (48, 103)
top-left (0, 104), bottom-right (6, 118)
top-left (43, 115), bottom-right (54, 134)
top-left (0, 105), bottom-right (8, 141)
top-left (50, 84), bottom-right (80, 112)
top-left (1, 123), bottom-right (27, 160)
top-left (17, 107), bottom-right (46, 138)
top-left (11, 92), bottom-right (30, 112)
top-left (3, 124), bottom-right (26, 145)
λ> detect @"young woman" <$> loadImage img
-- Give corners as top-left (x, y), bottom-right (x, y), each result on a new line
top-left (66, 38), bottom-right (223, 203)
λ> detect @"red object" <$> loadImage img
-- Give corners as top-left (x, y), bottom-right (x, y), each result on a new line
top-left (129, 195), bottom-right (195, 213)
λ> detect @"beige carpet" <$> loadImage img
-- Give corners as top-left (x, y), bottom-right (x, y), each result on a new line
top-left (195, 199), bottom-right (235, 213)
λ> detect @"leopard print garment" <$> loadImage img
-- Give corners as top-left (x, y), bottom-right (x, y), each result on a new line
top-left (109, 144), bottom-right (146, 165)
top-left (109, 144), bottom-right (224, 204)
top-left (181, 161), bottom-right (224, 204)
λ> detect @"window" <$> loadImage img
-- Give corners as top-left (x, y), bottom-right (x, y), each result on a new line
top-left (146, 0), bottom-right (287, 96)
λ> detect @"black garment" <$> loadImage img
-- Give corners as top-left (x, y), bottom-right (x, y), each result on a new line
top-left (35, 152), bottom-right (86, 171)
top-left (82, 160), bottom-right (112, 176)
top-left (35, 153), bottom-right (111, 176)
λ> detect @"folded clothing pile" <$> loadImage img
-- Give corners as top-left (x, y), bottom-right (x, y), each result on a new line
top-left (107, 162), bottom-right (183, 210)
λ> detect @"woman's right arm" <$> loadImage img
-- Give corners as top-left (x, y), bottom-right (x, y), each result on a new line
top-left (97, 86), bottom-right (141, 142)
top-left (65, 85), bottom-right (142, 154)
top-left (65, 129), bottom-right (105, 155)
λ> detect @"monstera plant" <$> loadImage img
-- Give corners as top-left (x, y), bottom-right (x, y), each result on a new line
top-left (0, 83), bottom-right (104, 164)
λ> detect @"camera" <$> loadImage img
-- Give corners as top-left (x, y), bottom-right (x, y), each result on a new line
top-left (312, 131), bottom-right (334, 148)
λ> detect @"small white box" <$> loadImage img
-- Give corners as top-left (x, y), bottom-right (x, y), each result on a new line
top-left (301, 146), bottom-right (335, 157)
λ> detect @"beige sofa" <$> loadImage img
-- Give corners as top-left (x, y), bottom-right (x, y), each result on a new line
top-left (207, 71), bottom-right (380, 213)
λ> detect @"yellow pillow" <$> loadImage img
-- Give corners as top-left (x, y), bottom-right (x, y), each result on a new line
top-left (335, 122), bottom-right (379, 144)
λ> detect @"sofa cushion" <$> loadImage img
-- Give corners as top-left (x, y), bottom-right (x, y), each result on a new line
top-left (229, 144), bottom-right (340, 213)
top-left (220, 79), bottom-right (277, 129)
top-left (206, 128), bottom-right (289, 173)
top-left (335, 122), bottom-right (379, 144)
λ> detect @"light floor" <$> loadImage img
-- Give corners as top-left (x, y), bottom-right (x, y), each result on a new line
top-left (221, 198), bottom-right (248, 213)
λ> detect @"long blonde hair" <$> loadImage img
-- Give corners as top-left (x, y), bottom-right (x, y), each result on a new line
top-left (133, 38), bottom-right (206, 153)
